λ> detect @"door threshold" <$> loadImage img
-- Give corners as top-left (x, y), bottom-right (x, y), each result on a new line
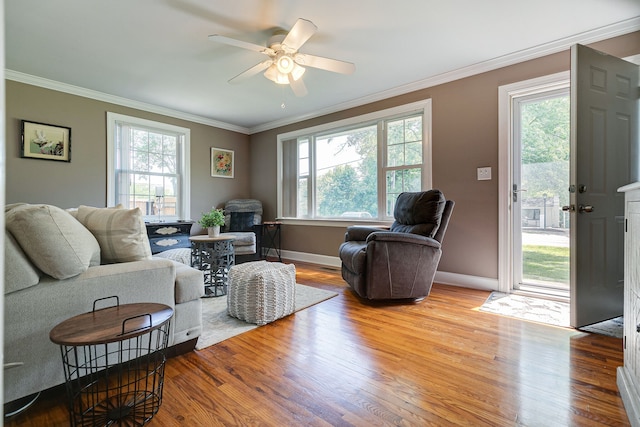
top-left (513, 285), bottom-right (569, 303)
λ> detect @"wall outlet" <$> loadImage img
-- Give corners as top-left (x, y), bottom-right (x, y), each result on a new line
top-left (477, 167), bottom-right (492, 181)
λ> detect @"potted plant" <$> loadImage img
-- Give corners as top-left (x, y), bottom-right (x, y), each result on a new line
top-left (198, 208), bottom-right (225, 237)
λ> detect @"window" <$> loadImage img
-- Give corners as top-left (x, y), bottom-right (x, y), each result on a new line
top-left (107, 113), bottom-right (190, 221)
top-left (384, 115), bottom-right (424, 215)
top-left (279, 101), bottom-right (431, 222)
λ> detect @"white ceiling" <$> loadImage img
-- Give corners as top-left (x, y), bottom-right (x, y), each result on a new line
top-left (6, 1), bottom-right (640, 134)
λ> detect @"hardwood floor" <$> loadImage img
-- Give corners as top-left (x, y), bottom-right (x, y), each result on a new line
top-left (5, 262), bottom-right (629, 426)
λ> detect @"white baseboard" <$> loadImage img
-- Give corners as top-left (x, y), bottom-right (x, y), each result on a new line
top-left (434, 271), bottom-right (498, 291)
top-left (274, 249), bottom-right (342, 268)
top-left (278, 249), bottom-right (498, 291)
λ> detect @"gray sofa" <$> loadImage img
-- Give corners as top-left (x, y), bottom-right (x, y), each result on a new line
top-left (4, 203), bottom-right (204, 404)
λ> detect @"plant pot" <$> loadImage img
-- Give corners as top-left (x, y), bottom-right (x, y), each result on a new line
top-left (207, 226), bottom-right (220, 237)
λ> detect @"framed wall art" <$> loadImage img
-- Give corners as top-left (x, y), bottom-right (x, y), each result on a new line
top-left (21, 120), bottom-right (71, 162)
top-left (211, 147), bottom-right (234, 178)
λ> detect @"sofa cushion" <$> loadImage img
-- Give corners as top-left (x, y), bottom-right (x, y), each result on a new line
top-left (172, 261), bottom-right (205, 303)
top-left (230, 231), bottom-right (256, 256)
top-left (154, 248), bottom-right (191, 266)
top-left (76, 205), bottom-right (152, 264)
top-left (231, 231), bottom-right (256, 247)
top-left (4, 231), bottom-right (41, 293)
top-left (5, 204), bottom-right (101, 279)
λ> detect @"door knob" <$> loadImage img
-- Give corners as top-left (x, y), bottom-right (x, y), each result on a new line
top-left (578, 205), bottom-right (594, 213)
top-left (562, 205), bottom-right (575, 212)
top-left (512, 184), bottom-right (527, 202)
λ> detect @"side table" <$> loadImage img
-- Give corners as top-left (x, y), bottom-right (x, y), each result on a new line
top-left (49, 298), bottom-right (173, 427)
top-left (190, 234), bottom-right (236, 297)
top-left (261, 221), bottom-right (282, 262)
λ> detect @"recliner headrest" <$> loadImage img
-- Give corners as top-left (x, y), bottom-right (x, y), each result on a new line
top-left (390, 190), bottom-right (446, 238)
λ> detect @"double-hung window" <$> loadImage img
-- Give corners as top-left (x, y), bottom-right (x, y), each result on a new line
top-left (107, 112), bottom-right (190, 221)
top-left (279, 100), bottom-right (431, 222)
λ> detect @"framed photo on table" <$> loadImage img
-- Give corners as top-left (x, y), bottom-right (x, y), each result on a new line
top-left (21, 120), bottom-right (71, 162)
top-left (211, 147), bottom-right (234, 178)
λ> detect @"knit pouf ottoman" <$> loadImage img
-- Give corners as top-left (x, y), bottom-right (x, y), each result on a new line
top-left (227, 261), bottom-right (296, 325)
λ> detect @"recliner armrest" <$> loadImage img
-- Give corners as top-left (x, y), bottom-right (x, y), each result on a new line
top-left (367, 231), bottom-right (441, 249)
top-left (344, 226), bottom-right (386, 242)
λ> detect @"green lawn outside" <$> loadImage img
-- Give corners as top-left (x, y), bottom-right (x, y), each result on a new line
top-left (522, 244), bottom-right (569, 284)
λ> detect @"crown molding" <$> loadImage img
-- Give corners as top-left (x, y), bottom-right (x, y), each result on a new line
top-left (248, 17), bottom-right (640, 134)
top-left (5, 70), bottom-right (251, 134)
top-left (6, 17), bottom-right (639, 136)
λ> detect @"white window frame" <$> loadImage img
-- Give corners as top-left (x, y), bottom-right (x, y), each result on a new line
top-left (277, 100), bottom-right (432, 226)
top-left (106, 112), bottom-right (191, 221)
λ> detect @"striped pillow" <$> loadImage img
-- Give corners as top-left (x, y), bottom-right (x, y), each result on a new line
top-left (76, 205), bottom-right (152, 264)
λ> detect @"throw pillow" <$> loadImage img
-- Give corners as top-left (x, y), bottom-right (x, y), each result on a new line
top-left (229, 211), bottom-right (255, 231)
top-left (4, 230), bottom-right (41, 293)
top-left (5, 204), bottom-right (101, 279)
top-left (76, 205), bottom-right (152, 264)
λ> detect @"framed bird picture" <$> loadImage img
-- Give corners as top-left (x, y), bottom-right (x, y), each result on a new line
top-left (21, 120), bottom-right (71, 162)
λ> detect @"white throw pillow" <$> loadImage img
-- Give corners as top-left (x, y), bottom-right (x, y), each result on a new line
top-left (5, 204), bottom-right (101, 279)
top-left (76, 205), bottom-right (152, 264)
top-left (4, 230), bottom-right (41, 292)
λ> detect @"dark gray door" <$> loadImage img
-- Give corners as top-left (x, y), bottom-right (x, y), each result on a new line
top-left (570, 44), bottom-right (639, 328)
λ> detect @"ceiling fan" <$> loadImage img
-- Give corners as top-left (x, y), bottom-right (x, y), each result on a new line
top-left (209, 18), bottom-right (355, 97)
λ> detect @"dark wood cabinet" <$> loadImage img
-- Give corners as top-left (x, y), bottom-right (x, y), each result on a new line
top-left (146, 221), bottom-right (194, 254)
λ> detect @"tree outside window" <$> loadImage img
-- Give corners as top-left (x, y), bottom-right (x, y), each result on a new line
top-left (282, 104), bottom-right (428, 221)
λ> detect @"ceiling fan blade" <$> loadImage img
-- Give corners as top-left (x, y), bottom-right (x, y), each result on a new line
top-left (209, 34), bottom-right (275, 56)
top-left (282, 18), bottom-right (317, 51)
top-left (289, 74), bottom-right (308, 97)
top-left (229, 60), bottom-right (273, 83)
top-left (294, 53), bottom-right (355, 74)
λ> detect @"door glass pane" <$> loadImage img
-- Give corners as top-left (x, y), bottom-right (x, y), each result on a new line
top-left (518, 94), bottom-right (570, 291)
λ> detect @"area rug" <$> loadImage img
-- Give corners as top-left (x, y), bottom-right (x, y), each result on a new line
top-left (579, 316), bottom-right (624, 338)
top-left (479, 292), bottom-right (624, 338)
top-left (195, 283), bottom-right (338, 350)
top-left (479, 292), bottom-right (570, 327)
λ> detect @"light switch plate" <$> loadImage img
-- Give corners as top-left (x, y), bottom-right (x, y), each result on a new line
top-left (477, 167), bottom-right (491, 181)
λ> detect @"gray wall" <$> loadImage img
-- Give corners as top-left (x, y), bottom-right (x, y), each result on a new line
top-left (5, 81), bottom-right (251, 218)
top-left (5, 31), bottom-right (638, 283)
top-left (249, 31), bottom-right (640, 279)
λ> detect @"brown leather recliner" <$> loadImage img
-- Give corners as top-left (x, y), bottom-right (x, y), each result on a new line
top-left (339, 190), bottom-right (454, 300)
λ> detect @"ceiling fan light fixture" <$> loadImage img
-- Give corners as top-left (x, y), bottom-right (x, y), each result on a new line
top-left (276, 53), bottom-right (295, 74)
top-left (264, 64), bottom-right (289, 85)
top-left (264, 63), bottom-right (305, 85)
